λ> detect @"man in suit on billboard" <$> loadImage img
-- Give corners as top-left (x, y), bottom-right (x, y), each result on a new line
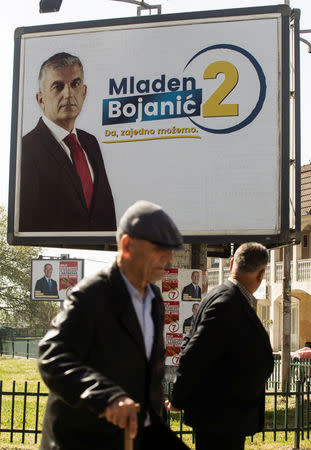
top-left (34, 263), bottom-right (59, 298)
top-left (20, 52), bottom-right (116, 232)
top-left (166, 242), bottom-right (274, 450)
top-left (181, 271), bottom-right (201, 300)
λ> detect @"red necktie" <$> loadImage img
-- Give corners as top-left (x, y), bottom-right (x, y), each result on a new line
top-left (64, 133), bottom-right (93, 210)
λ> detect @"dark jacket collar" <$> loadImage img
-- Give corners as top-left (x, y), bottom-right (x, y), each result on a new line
top-left (106, 262), bottom-right (163, 360)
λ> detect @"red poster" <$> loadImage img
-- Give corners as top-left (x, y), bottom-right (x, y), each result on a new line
top-left (164, 301), bottom-right (179, 325)
top-left (59, 261), bottom-right (78, 291)
top-left (162, 268), bottom-right (178, 292)
top-left (166, 332), bottom-right (183, 358)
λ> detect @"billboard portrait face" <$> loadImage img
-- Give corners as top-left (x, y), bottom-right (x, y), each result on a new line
top-left (36, 63), bottom-right (87, 130)
top-left (44, 263), bottom-right (53, 278)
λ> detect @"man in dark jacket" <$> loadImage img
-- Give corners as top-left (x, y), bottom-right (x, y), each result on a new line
top-left (38, 200), bottom-right (188, 450)
top-left (166, 242), bottom-right (274, 450)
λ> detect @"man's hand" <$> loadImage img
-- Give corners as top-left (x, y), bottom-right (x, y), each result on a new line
top-left (102, 396), bottom-right (138, 439)
top-left (165, 399), bottom-right (181, 412)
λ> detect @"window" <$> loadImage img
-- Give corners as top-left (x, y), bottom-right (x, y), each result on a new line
top-left (211, 257), bottom-right (219, 268)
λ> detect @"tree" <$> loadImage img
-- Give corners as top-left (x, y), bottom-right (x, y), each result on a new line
top-left (0, 205), bottom-right (59, 328)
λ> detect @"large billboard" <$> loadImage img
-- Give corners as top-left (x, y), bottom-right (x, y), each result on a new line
top-left (7, 5), bottom-right (300, 249)
top-left (31, 258), bottom-right (84, 300)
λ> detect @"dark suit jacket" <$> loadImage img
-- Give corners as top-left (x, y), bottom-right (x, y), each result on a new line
top-left (20, 118), bottom-right (116, 232)
top-left (38, 262), bottom-right (166, 450)
top-left (181, 283), bottom-right (201, 300)
top-left (34, 276), bottom-right (58, 298)
top-left (171, 280), bottom-right (274, 437)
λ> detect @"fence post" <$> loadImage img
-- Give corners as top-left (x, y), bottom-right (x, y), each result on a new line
top-left (26, 340), bottom-right (29, 359)
top-left (294, 381), bottom-right (301, 449)
top-left (12, 340), bottom-right (14, 358)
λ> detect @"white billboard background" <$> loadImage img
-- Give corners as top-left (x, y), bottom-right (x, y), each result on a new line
top-left (19, 14), bottom-right (280, 235)
top-left (31, 259), bottom-right (84, 300)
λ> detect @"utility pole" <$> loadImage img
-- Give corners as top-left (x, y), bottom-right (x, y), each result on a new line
top-left (281, 245), bottom-right (291, 390)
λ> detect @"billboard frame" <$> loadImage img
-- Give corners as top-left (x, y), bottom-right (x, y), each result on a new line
top-left (7, 4), bottom-right (300, 250)
top-left (30, 258), bottom-right (85, 301)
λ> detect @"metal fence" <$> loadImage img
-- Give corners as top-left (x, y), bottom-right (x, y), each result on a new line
top-left (0, 339), bottom-right (40, 359)
top-left (263, 382), bottom-right (311, 449)
top-left (267, 357), bottom-right (311, 390)
top-left (0, 379), bottom-right (310, 447)
top-left (165, 381), bottom-right (311, 448)
top-left (0, 328), bottom-right (48, 339)
top-left (0, 380), bottom-right (48, 445)
top-left (3, 341), bottom-right (311, 390)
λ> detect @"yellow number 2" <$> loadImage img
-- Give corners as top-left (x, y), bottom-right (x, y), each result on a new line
top-left (203, 61), bottom-right (239, 118)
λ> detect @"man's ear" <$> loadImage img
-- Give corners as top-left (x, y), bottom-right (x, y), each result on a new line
top-left (36, 92), bottom-right (44, 111)
top-left (120, 234), bottom-right (131, 259)
top-left (82, 84), bottom-right (87, 100)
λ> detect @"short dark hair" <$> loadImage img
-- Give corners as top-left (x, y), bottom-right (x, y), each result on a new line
top-left (38, 52), bottom-right (84, 91)
top-left (233, 242), bottom-right (268, 273)
top-left (191, 271), bottom-right (199, 277)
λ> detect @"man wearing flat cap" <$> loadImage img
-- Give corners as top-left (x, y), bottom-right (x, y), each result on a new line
top-left (38, 200), bottom-right (188, 450)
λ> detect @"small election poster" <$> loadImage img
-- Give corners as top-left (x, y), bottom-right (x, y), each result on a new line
top-left (31, 259), bottom-right (84, 301)
top-left (59, 260), bottom-right (79, 297)
top-left (158, 268), bottom-right (203, 366)
top-left (166, 332), bottom-right (183, 366)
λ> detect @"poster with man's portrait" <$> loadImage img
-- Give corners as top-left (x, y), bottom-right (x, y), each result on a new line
top-left (8, 6), bottom-right (294, 249)
top-left (157, 268), bottom-right (202, 366)
top-left (31, 259), bottom-right (84, 301)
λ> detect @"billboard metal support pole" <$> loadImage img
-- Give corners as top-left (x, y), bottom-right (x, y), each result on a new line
top-left (281, 245), bottom-right (291, 391)
top-left (111, 0), bottom-right (161, 15)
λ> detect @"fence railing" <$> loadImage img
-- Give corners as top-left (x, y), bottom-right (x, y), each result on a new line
top-left (263, 382), bottom-right (311, 449)
top-left (207, 258), bottom-right (311, 286)
top-left (298, 259), bottom-right (311, 281)
top-left (267, 357), bottom-right (311, 390)
top-left (1, 379), bottom-right (310, 446)
top-left (0, 339), bottom-right (40, 359)
top-left (0, 380), bottom-right (48, 445)
top-left (2, 342), bottom-right (311, 388)
top-left (165, 381), bottom-right (311, 448)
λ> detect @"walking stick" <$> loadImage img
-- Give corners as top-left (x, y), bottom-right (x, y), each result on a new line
top-left (99, 403), bottom-right (140, 450)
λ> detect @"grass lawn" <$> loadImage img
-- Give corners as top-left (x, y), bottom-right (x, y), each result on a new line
top-left (1, 357), bottom-right (311, 449)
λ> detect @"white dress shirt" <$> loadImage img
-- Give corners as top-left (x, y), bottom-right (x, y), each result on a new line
top-left (42, 115), bottom-right (94, 182)
top-left (120, 270), bottom-right (155, 426)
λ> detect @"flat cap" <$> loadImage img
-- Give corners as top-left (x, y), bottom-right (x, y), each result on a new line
top-left (118, 200), bottom-right (184, 250)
